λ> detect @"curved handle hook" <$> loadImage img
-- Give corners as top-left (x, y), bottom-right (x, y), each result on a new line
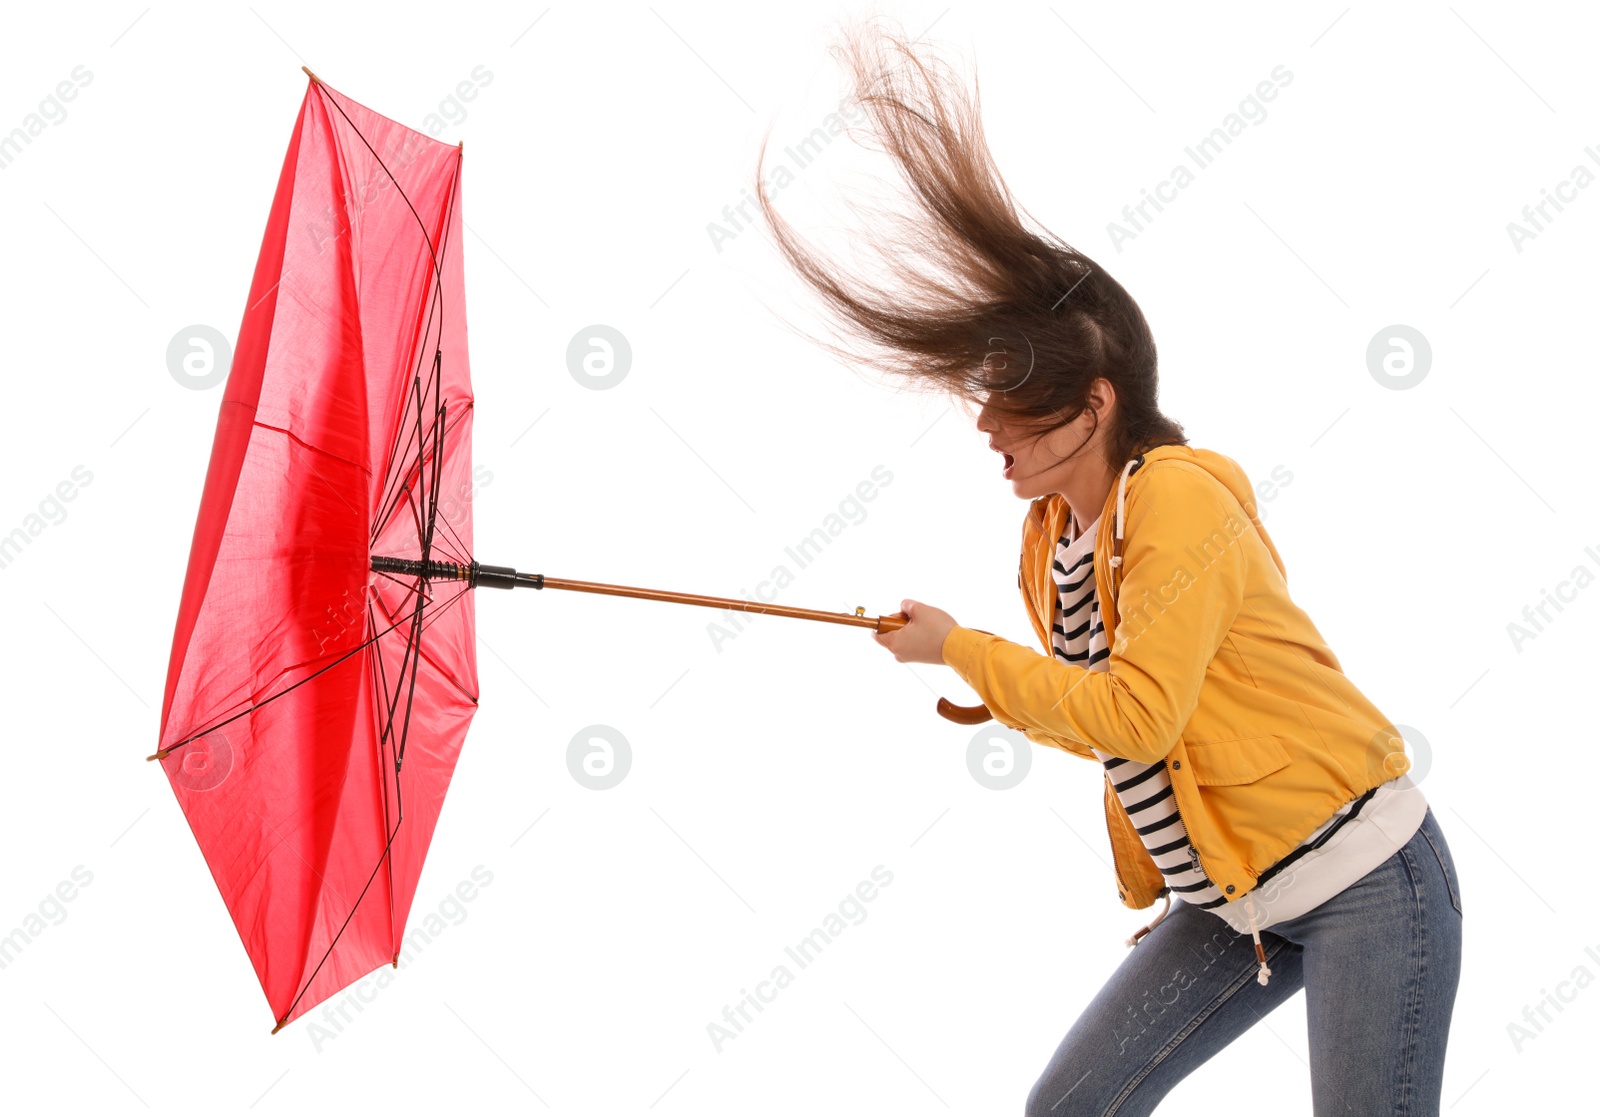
top-left (876, 611), bottom-right (994, 726)
top-left (935, 697), bottom-right (993, 725)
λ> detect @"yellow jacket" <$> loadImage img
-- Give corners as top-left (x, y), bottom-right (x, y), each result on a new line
top-left (941, 444), bottom-right (1409, 913)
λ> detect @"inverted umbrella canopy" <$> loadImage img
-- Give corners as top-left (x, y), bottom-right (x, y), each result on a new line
top-left (154, 69), bottom-right (982, 1035)
top-left (154, 72), bottom-right (477, 1030)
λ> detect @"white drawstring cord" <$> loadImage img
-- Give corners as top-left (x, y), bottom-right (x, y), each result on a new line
top-left (1124, 892), bottom-right (1172, 948)
top-left (1107, 457), bottom-right (1141, 572)
top-left (1245, 893), bottom-right (1272, 985)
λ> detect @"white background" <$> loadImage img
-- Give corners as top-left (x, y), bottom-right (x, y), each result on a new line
top-left (1, 2), bottom-right (1596, 1113)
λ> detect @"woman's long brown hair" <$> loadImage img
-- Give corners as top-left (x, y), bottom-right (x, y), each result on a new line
top-left (754, 18), bottom-right (1186, 529)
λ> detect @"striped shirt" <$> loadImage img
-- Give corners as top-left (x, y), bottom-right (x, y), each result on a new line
top-left (1051, 509), bottom-right (1424, 928)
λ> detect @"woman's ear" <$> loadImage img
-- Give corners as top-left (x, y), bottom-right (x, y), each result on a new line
top-left (1088, 376), bottom-right (1118, 414)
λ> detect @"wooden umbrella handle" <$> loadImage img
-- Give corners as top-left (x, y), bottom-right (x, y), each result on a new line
top-left (876, 612), bottom-right (994, 725)
top-left (934, 697), bottom-right (995, 725)
top-left (372, 560), bottom-right (1000, 728)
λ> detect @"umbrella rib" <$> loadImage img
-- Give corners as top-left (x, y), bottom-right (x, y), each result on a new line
top-left (274, 577), bottom-right (476, 1029)
top-left (371, 400), bottom-right (471, 550)
top-left (372, 333), bottom-right (444, 536)
top-left (427, 406), bottom-right (474, 567)
top-left (399, 151), bottom-right (463, 564)
top-left (382, 378), bottom-right (436, 777)
top-left (159, 606), bottom-right (431, 756)
top-left (367, 602), bottom-right (400, 960)
top-left (372, 363), bottom-right (434, 531)
top-left (368, 578), bottom-right (477, 756)
top-left (393, 360), bottom-right (438, 559)
top-left (412, 151), bottom-right (461, 558)
top-left (385, 284), bottom-right (452, 778)
top-left (279, 814), bottom-right (406, 1028)
top-left (420, 392), bottom-right (448, 569)
top-left (373, 266), bottom-right (446, 530)
top-left (392, 575), bottom-right (430, 773)
top-left (370, 580), bottom-right (479, 705)
top-left (373, 163), bottom-right (455, 542)
top-left (372, 566), bottom-right (429, 773)
top-left (373, 566), bottom-right (435, 605)
top-left (430, 491), bottom-right (471, 566)
top-left (157, 575), bottom-right (473, 757)
top-left (369, 600), bottom-right (399, 767)
top-left (309, 80), bottom-right (442, 287)
top-left (320, 78), bottom-right (453, 557)
top-left (373, 361), bottom-right (438, 549)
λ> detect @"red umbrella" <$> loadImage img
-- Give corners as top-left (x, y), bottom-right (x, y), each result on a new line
top-left (153, 70), bottom-right (978, 1033)
top-left (152, 70), bottom-right (481, 1032)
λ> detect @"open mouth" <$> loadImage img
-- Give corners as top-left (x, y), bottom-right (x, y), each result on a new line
top-left (1002, 452), bottom-right (1015, 477)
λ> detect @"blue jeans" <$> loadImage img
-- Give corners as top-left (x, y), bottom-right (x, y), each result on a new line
top-left (1026, 807), bottom-right (1463, 1116)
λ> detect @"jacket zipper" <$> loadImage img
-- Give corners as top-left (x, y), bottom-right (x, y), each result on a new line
top-left (1033, 488), bottom-right (1204, 908)
top-left (1099, 512), bottom-right (1138, 904)
top-left (1099, 492), bottom-right (1215, 907)
top-left (1165, 760), bottom-right (1217, 896)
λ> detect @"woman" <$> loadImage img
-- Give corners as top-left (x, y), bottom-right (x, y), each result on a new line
top-left (755, 21), bottom-right (1463, 1116)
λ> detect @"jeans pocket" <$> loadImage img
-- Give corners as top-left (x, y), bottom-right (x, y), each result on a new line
top-left (1418, 811), bottom-right (1463, 917)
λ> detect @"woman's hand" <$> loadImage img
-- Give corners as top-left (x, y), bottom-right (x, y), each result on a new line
top-left (872, 599), bottom-right (959, 665)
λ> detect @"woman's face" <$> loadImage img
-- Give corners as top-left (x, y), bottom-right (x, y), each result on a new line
top-left (975, 386), bottom-right (1113, 501)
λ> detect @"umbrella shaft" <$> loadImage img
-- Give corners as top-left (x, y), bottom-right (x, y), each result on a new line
top-left (538, 575), bottom-right (896, 630)
top-left (368, 555), bottom-right (904, 630)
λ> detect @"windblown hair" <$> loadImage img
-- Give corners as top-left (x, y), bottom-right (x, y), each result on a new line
top-left (754, 19), bottom-right (1186, 526)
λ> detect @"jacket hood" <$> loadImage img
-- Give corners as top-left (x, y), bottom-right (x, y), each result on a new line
top-left (1032, 443), bottom-right (1287, 580)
